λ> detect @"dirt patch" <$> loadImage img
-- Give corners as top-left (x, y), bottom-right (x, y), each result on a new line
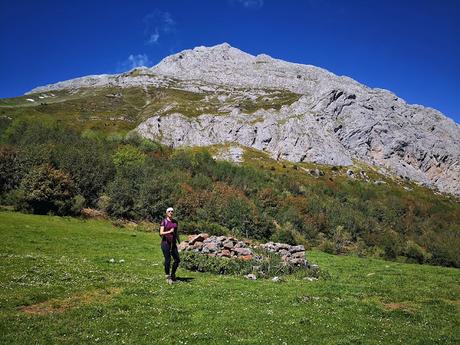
top-left (20, 287), bottom-right (122, 315)
top-left (382, 302), bottom-right (414, 313)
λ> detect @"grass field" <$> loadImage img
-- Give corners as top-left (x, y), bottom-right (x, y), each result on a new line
top-left (0, 211), bottom-right (459, 344)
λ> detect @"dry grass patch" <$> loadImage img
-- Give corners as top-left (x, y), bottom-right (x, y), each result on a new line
top-left (381, 301), bottom-right (416, 313)
top-left (19, 287), bottom-right (122, 316)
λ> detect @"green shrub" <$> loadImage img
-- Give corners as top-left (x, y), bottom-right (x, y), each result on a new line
top-left (17, 164), bottom-right (77, 215)
top-left (112, 144), bottom-right (146, 175)
top-left (331, 225), bottom-right (352, 254)
top-left (271, 222), bottom-right (306, 246)
top-left (133, 170), bottom-right (180, 221)
top-left (55, 142), bottom-right (115, 206)
top-left (382, 230), bottom-right (403, 260)
top-left (105, 175), bottom-right (139, 219)
top-left (97, 194), bottom-right (111, 212)
top-left (71, 195), bottom-right (86, 215)
top-left (181, 249), bottom-right (308, 278)
top-left (179, 220), bottom-right (230, 236)
top-left (317, 239), bottom-right (335, 254)
top-left (0, 145), bottom-right (24, 194)
top-left (403, 240), bottom-right (432, 264)
top-left (422, 227), bottom-right (460, 267)
top-left (181, 251), bottom-right (254, 275)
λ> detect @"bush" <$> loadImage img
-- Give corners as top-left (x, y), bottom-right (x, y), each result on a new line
top-left (71, 195), bottom-right (86, 215)
top-left (181, 251), bottom-right (254, 275)
top-left (0, 145), bottom-right (23, 194)
top-left (271, 222), bottom-right (306, 246)
top-left (422, 228), bottom-right (460, 267)
top-left (317, 239), bottom-right (335, 254)
top-left (382, 230), bottom-right (403, 260)
top-left (180, 220), bottom-right (230, 236)
top-left (181, 249), bottom-right (308, 278)
top-left (403, 240), bottom-right (432, 264)
top-left (17, 164), bottom-right (77, 215)
top-left (105, 175), bottom-right (139, 219)
top-left (112, 144), bottom-right (146, 176)
top-left (55, 142), bottom-right (114, 206)
top-left (133, 170), bottom-right (180, 221)
top-left (331, 225), bottom-right (352, 254)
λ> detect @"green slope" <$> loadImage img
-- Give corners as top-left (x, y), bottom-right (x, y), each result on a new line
top-left (1, 211), bottom-right (459, 344)
top-left (0, 86), bottom-right (301, 137)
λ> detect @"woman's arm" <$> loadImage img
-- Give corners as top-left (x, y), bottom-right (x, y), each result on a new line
top-left (159, 226), bottom-right (174, 235)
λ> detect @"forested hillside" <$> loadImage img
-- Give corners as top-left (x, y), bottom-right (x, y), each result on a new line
top-left (1, 118), bottom-right (459, 267)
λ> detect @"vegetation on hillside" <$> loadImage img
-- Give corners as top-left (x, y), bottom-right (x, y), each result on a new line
top-left (0, 86), bottom-right (301, 137)
top-left (0, 118), bottom-right (459, 267)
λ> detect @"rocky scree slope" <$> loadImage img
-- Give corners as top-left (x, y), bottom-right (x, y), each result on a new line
top-left (28, 43), bottom-right (460, 195)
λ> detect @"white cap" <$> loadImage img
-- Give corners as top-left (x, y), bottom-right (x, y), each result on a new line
top-left (166, 207), bottom-right (174, 213)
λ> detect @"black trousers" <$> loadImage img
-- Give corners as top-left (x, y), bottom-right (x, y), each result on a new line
top-left (161, 240), bottom-right (180, 277)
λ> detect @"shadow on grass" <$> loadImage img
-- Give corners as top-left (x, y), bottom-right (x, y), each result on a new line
top-left (175, 277), bottom-right (194, 283)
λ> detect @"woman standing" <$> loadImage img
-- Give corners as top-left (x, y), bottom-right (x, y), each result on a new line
top-left (159, 207), bottom-right (180, 284)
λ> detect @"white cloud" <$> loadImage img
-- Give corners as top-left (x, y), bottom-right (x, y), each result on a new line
top-left (118, 54), bottom-right (150, 71)
top-left (144, 10), bottom-right (176, 45)
top-left (148, 29), bottom-right (160, 44)
top-left (232, 0), bottom-right (264, 9)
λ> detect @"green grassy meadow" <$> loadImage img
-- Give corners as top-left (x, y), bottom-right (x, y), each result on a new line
top-left (0, 211), bottom-right (459, 344)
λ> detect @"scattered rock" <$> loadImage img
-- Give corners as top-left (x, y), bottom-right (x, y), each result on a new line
top-left (291, 251), bottom-right (306, 259)
top-left (189, 234), bottom-right (209, 245)
top-left (193, 241), bottom-right (204, 250)
top-left (222, 240), bottom-right (234, 249)
top-left (232, 247), bottom-right (252, 256)
top-left (204, 242), bottom-right (218, 252)
top-left (289, 245), bottom-right (305, 253)
top-left (239, 254), bottom-right (253, 261)
top-left (309, 264), bottom-right (320, 272)
top-left (259, 242), bottom-right (308, 266)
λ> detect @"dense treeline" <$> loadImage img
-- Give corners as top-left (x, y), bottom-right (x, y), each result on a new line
top-left (1, 118), bottom-right (459, 267)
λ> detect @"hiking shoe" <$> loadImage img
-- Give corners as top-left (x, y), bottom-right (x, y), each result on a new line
top-left (166, 275), bottom-right (173, 285)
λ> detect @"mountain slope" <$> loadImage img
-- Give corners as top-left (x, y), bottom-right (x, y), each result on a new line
top-left (14, 43), bottom-right (460, 195)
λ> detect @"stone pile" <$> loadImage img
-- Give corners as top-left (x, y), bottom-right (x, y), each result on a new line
top-left (258, 242), bottom-right (307, 266)
top-left (178, 233), bottom-right (308, 266)
top-left (179, 233), bottom-right (255, 261)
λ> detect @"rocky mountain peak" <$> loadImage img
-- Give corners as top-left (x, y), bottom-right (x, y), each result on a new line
top-left (23, 44), bottom-right (460, 195)
top-left (153, 42), bottom-right (254, 68)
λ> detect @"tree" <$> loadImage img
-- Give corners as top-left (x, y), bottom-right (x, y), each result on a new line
top-left (55, 142), bottom-right (114, 206)
top-left (0, 145), bottom-right (23, 194)
top-left (18, 164), bottom-right (77, 215)
top-left (112, 144), bottom-right (146, 176)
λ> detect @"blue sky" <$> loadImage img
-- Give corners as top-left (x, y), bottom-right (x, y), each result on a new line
top-left (1, 0), bottom-right (459, 123)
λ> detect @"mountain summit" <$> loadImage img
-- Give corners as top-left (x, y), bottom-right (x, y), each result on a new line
top-left (27, 44), bottom-right (460, 195)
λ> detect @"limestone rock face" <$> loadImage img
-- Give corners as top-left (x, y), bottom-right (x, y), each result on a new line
top-left (139, 44), bottom-right (460, 195)
top-left (26, 43), bottom-right (460, 195)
